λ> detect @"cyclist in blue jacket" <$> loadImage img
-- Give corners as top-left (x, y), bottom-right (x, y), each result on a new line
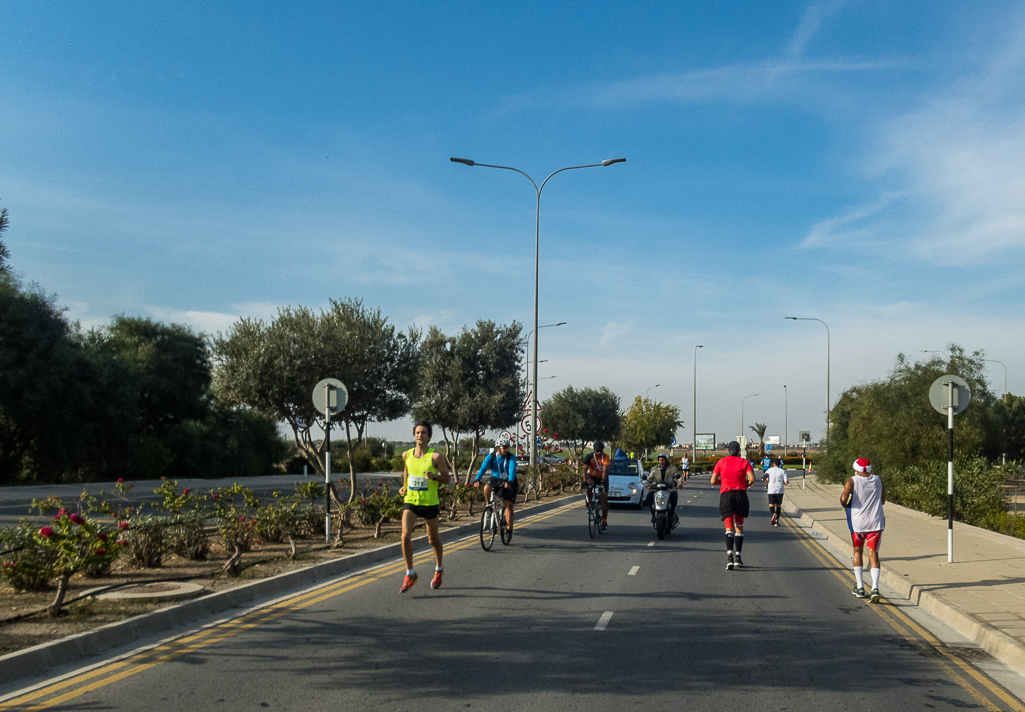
top-left (475, 438), bottom-right (518, 540)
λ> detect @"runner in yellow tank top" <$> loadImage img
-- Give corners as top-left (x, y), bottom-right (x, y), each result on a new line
top-left (398, 422), bottom-right (451, 593)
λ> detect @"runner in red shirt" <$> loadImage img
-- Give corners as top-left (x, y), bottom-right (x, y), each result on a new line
top-left (711, 441), bottom-right (756, 570)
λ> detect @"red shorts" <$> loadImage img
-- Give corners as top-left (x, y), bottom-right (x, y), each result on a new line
top-left (851, 530), bottom-right (882, 551)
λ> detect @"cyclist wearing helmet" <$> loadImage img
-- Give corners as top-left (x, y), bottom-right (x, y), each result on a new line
top-left (581, 441), bottom-right (612, 529)
top-left (475, 438), bottom-right (518, 539)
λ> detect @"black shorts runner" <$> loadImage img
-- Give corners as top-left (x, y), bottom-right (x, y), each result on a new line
top-left (719, 490), bottom-right (750, 520)
top-left (767, 493), bottom-right (784, 506)
top-left (403, 502), bottom-right (440, 520)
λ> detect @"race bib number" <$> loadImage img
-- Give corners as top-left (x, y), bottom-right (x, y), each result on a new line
top-left (408, 475), bottom-right (429, 491)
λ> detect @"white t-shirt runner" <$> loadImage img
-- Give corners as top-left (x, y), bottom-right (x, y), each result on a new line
top-left (765, 466), bottom-right (789, 494)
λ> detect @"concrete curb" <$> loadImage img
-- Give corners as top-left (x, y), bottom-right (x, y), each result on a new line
top-left (0, 494), bottom-right (577, 686)
top-left (782, 498), bottom-right (1025, 680)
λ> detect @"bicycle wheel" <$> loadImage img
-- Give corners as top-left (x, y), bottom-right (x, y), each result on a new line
top-left (596, 490), bottom-right (605, 535)
top-left (480, 506), bottom-right (496, 551)
top-left (587, 499), bottom-right (598, 538)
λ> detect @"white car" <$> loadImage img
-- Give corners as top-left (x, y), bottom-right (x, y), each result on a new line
top-left (605, 457), bottom-right (648, 508)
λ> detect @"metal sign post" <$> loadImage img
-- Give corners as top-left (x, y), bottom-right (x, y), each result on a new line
top-left (313, 378), bottom-right (348, 544)
top-left (929, 375), bottom-right (971, 563)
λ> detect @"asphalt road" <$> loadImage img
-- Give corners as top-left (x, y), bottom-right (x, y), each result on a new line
top-left (4, 480), bottom-right (1022, 711)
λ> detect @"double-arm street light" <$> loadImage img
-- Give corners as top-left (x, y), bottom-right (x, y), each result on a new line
top-left (786, 316), bottom-right (830, 446)
top-left (693, 345), bottom-right (703, 456)
top-left (452, 156), bottom-right (625, 467)
top-left (742, 393), bottom-right (759, 439)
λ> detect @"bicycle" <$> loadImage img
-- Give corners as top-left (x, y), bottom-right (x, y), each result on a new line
top-left (584, 481), bottom-right (606, 538)
top-left (480, 477), bottom-right (511, 551)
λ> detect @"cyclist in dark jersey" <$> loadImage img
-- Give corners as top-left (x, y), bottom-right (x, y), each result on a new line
top-left (712, 441), bottom-right (755, 570)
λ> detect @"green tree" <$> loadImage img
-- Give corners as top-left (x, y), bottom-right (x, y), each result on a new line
top-left (749, 422), bottom-right (768, 459)
top-left (411, 320), bottom-right (523, 482)
top-left (993, 394), bottom-right (1025, 462)
top-left (820, 345), bottom-right (999, 483)
top-left (620, 396), bottom-right (683, 455)
top-left (212, 298), bottom-right (420, 499)
top-left (0, 276), bottom-right (82, 483)
top-left (541, 386), bottom-right (621, 456)
top-left (0, 207), bottom-right (10, 275)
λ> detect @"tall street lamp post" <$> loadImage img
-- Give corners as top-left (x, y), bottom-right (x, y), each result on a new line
top-left (742, 393), bottom-right (759, 440)
top-left (452, 157), bottom-right (625, 468)
top-left (693, 345), bottom-right (703, 456)
top-left (986, 359), bottom-right (1008, 465)
top-left (783, 385), bottom-right (788, 459)
top-left (645, 384), bottom-right (660, 399)
top-left (786, 316), bottom-right (830, 447)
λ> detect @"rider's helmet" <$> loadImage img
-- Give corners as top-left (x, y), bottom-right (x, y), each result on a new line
top-left (593, 441), bottom-right (605, 450)
top-left (495, 438), bottom-right (510, 449)
top-left (657, 453), bottom-right (669, 460)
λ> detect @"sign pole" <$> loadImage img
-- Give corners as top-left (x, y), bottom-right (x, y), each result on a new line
top-left (325, 385), bottom-right (332, 545)
top-left (947, 382), bottom-right (955, 563)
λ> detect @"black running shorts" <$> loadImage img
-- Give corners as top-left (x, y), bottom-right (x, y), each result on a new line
top-left (719, 490), bottom-right (750, 520)
top-left (403, 503), bottom-right (440, 520)
top-left (767, 493), bottom-right (784, 506)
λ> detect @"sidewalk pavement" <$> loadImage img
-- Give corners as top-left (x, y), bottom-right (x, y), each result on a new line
top-left (783, 473), bottom-right (1025, 678)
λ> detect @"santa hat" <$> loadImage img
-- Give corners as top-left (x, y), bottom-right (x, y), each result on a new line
top-left (853, 458), bottom-right (872, 473)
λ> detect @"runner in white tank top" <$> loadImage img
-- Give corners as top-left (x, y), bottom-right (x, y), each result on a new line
top-left (840, 458), bottom-right (886, 603)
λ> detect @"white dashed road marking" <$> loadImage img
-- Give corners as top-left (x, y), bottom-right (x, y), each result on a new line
top-left (595, 611), bottom-right (614, 630)
top-left (646, 542), bottom-right (655, 547)
top-left (628, 566), bottom-right (639, 576)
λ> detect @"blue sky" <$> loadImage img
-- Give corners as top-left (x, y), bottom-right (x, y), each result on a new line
top-left (3, 1), bottom-right (1024, 447)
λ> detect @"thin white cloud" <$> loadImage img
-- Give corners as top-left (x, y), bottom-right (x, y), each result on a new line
top-left (802, 15), bottom-right (1025, 264)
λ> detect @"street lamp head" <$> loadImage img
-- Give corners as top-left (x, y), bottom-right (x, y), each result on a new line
top-left (602, 158), bottom-right (627, 166)
top-left (554, 321), bottom-right (567, 326)
top-left (784, 316), bottom-right (797, 320)
top-left (450, 157), bottom-right (475, 166)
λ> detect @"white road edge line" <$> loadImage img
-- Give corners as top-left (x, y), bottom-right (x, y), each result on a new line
top-left (628, 566), bottom-right (639, 576)
top-left (595, 611), bottom-right (614, 630)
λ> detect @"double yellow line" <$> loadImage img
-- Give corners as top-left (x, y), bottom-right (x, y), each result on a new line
top-left (780, 514), bottom-right (1024, 712)
top-left (1, 501), bottom-right (577, 710)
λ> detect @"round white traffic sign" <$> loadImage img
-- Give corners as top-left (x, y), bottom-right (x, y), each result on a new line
top-left (313, 378), bottom-right (348, 415)
top-left (929, 374), bottom-right (970, 415)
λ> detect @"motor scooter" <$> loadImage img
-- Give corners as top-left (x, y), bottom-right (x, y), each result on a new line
top-left (648, 481), bottom-right (678, 540)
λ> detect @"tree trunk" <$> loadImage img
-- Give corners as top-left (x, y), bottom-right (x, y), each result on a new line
top-left (374, 516), bottom-right (386, 538)
top-left (222, 545), bottom-right (243, 576)
top-left (287, 535), bottom-right (297, 559)
top-left (47, 571), bottom-right (71, 617)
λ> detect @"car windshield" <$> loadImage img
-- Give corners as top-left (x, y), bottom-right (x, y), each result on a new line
top-left (609, 459), bottom-right (638, 476)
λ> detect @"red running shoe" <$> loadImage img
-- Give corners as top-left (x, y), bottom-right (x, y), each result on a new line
top-left (430, 570), bottom-right (443, 589)
top-left (399, 573), bottom-right (418, 593)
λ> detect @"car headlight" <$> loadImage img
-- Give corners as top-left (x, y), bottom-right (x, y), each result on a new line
top-left (628, 482), bottom-right (636, 490)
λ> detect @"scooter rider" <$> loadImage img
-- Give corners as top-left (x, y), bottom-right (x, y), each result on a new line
top-left (644, 453), bottom-right (680, 524)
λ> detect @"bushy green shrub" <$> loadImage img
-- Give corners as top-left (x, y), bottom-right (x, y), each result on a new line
top-left (168, 512), bottom-right (210, 560)
top-left (0, 524), bottom-right (59, 591)
top-left (882, 455), bottom-right (1008, 527)
top-left (122, 515), bottom-right (169, 568)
